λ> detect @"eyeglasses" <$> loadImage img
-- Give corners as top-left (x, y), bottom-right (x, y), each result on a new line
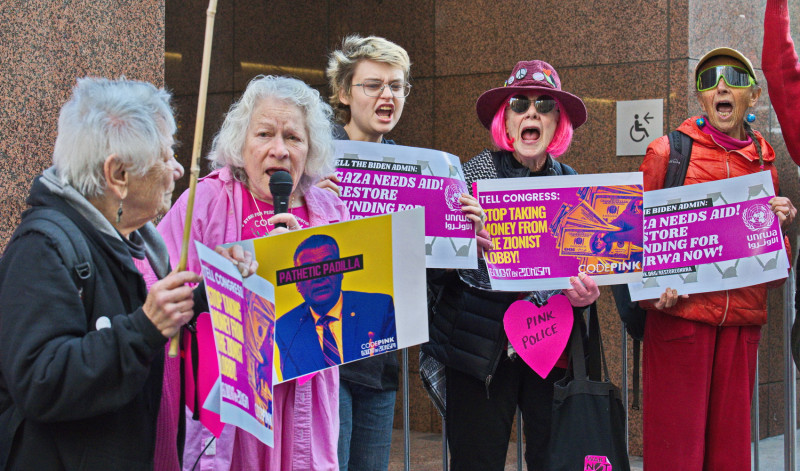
top-left (353, 79), bottom-right (412, 98)
top-left (696, 65), bottom-right (755, 92)
top-left (508, 95), bottom-right (556, 114)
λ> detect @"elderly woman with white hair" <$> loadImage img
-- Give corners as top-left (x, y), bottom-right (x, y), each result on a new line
top-left (0, 77), bottom-right (202, 470)
top-left (155, 75), bottom-right (348, 470)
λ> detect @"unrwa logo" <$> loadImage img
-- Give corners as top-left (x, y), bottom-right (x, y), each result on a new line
top-left (444, 184), bottom-right (463, 211)
top-left (742, 203), bottom-right (774, 231)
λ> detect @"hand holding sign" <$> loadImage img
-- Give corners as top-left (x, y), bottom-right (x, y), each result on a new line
top-left (503, 294), bottom-right (573, 378)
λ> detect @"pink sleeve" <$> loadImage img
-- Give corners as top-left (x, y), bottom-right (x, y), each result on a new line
top-left (157, 191), bottom-right (193, 273)
top-left (338, 199), bottom-right (351, 222)
top-left (763, 0), bottom-right (800, 164)
top-left (133, 188), bottom-right (196, 290)
top-left (134, 258), bottom-right (160, 289)
top-left (134, 190), bottom-right (193, 290)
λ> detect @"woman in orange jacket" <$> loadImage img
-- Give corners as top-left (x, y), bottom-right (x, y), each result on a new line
top-left (638, 47), bottom-right (794, 471)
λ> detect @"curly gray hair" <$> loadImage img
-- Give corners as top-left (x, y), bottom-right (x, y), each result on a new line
top-left (208, 75), bottom-right (335, 194)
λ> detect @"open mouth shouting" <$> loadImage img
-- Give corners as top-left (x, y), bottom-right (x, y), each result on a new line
top-left (521, 125), bottom-right (542, 144)
top-left (714, 99), bottom-right (734, 121)
top-left (376, 104), bottom-right (395, 122)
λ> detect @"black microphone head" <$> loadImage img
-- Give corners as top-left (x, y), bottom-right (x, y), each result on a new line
top-left (269, 170), bottom-right (293, 219)
top-left (269, 170), bottom-right (293, 196)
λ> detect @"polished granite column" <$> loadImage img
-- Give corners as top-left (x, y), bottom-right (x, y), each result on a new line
top-left (0, 0), bottom-right (165, 249)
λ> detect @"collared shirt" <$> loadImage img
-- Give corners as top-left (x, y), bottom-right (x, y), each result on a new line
top-left (310, 294), bottom-right (344, 362)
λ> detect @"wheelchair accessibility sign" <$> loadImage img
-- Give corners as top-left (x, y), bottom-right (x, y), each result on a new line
top-left (616, 99), bottom-right (663, 156)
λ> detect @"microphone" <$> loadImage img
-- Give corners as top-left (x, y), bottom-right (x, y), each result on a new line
top-left (269, 170), bottom-right (293, 229)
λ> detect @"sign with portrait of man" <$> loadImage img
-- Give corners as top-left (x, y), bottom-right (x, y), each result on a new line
top-left (245, 208), bottom-right (427, 382)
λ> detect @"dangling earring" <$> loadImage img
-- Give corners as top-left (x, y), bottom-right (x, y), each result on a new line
top-left (116, 201), bottom-right (123, 224)
top-left (746, 113), bottom-right (756, 123)
top-left (696, 117), bottom-right (706, 127)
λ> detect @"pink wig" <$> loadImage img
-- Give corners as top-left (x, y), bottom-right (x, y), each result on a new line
top-left (489, 98), bottom-right (574, 158)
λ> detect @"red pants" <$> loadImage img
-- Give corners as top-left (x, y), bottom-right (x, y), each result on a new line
top-left (642, 310), bottom-right (760, 471)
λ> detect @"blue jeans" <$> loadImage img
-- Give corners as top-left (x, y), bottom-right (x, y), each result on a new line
top-left (338, 381), bottom-right (396, 471)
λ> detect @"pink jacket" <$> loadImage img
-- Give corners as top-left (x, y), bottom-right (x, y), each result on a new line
top-left (151, 166), bottom-right (349, 471)
top-left (763, 0), bottom-right (800, 164)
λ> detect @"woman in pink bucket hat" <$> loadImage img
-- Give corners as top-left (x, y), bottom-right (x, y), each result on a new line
top-left (422, 60), bottom-right (599, 470)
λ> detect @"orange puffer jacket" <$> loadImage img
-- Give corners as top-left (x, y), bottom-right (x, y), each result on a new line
top-left (639, 117), bottom-right (790, 326)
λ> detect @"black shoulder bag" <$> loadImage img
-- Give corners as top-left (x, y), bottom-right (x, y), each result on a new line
top-left (545, 304), bottom-right (631, 471)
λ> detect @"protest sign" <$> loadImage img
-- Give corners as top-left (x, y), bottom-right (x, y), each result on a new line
top-left (476, 172), bottom-right (644, 290)
top-left (503, 294), bottom-right (573, 378)
top-left (335, 140), bottom-right (476, 269)
top-left (195, 242), bottom-right (275, 447)
top-left (628, 171), bottom-right (789, 301)
top-left (233, 208), bottom-right (427, 382)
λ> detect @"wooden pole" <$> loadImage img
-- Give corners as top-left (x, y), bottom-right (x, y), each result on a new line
top-left (169, 0), bottom-right (218, 358)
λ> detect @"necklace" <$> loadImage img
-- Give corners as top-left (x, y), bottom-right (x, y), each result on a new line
top-left (249, 188), bottom-right (293, 236)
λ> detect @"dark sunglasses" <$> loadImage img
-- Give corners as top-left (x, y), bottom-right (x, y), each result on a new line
top-left (696, 65), bottom-right (755, 92)
top-left (508, 95), bottom-right (556, 114)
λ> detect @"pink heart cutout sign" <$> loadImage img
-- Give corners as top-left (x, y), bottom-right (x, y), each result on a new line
top-left (503, 294), bottom-right (573, 379)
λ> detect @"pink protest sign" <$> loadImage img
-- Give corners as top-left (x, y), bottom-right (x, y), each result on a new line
top-left (503, 294), bottom-right (573, 379)
top-left (197, 242), bottom-right (275, 447)
top-left (643, 197), bottom-right (783, 276)
top-left (477, 172), bottom-right (644, 291)
top-left (335, 140), bottom-right (476, 269)
top-left (629, 171), bottom-right (790, 301)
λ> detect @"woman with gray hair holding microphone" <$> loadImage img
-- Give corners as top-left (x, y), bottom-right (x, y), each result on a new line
top-left (155, 74), bottom-right (348, 470)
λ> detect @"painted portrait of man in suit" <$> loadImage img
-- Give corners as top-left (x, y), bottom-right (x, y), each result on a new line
top-left (276, 234), bottom-right (397, 380)
top-left (244, 290), bottom-right (274, 428)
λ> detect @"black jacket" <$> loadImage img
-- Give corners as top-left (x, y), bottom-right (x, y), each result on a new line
top-left (423, 149), bottom-right (582, 384)
top-left (0, 173), bottom-right (169, 470)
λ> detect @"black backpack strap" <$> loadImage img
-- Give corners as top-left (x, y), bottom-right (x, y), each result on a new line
top-left (10, 208), bottom-right (93, 302)
top-left (665, 130), bottom-right (692, 188)
top-left (1, 209), bottom-right (94, 467)
top-left (625, 130), bottom-right (694, 410)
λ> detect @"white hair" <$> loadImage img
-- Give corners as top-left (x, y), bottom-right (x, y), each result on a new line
top-left (52, 77), bottom-right (176, 197)
top-left (208, 75), bottom-right (335, 194)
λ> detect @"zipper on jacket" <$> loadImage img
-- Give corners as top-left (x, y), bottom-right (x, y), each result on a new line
top-left (709, 135), bottom-right (749, 179)
top-left (719, 290), bottom-right (730, 326)
top-left (483, 340), bottom-right (506, 399)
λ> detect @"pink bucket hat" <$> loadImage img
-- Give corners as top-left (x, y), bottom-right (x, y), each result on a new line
top-left (475, 60), bottom-right (587, 130)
